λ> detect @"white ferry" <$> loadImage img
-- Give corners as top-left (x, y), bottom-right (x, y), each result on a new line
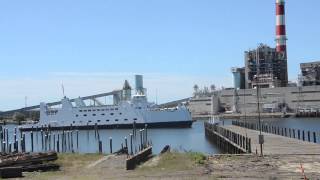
top-left (19, 75), bottom-right (192, 131)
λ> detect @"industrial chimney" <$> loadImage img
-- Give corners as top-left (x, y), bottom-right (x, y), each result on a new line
top-left (275, 0), bottom-right (287, 55)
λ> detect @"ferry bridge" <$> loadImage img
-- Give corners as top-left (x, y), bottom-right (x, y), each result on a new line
top-left (0, 91), bottom-right (190, 117)
top-left (0, 90), bottom-right (121, 117)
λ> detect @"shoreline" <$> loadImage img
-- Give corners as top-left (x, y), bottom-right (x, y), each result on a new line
top-left (21, 152), bottom-right (320, 179)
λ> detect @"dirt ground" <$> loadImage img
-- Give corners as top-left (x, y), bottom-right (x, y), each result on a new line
top-left (20, 153), bottom-right (320, 180)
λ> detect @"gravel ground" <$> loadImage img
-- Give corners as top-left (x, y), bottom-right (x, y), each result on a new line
top-left (208, 154), bottom-right (320, 179)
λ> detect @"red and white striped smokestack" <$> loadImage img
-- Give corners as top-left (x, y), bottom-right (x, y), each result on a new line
top-left (276, 0), bottom-right (287, 54)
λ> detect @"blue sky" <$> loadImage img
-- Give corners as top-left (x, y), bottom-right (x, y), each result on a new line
top-left (0, 0), bottom-right (319, 110)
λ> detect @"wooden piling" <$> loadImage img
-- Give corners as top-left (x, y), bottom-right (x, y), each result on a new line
top-left (57, 134), bottom-right (60, 153)
top-left (31, 131), bottom-right (34, 152)
top-left (53, 134), bottom-right (56, 151)
top-left (98, 141), bottom-right (102, 154)
top-left (109, 137), bottom-right (113, 154)
top-left (125, 137), bottom-right (128, 151)
top-left (139, 130), bottom-right (143, 150)
top-left (130, 134), bottom-right (133, 155)
top-left (76, 130), bottom-right (79, 150)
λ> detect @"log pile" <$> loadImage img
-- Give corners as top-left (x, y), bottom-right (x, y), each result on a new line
top-left (0, 151), bottom-right (59, 178)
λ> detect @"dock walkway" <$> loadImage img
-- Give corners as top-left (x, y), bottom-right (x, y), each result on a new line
top-left (223, 125), bottom-right (320, 155)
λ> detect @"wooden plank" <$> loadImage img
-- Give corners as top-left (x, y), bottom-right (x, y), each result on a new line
top-left (223, 125), bottom-right (320, 155)
top-left (126, 146), bottom-right (152, 170)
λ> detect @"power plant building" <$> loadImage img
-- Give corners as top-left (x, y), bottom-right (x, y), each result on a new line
top-left (300, 61), bottom-right (320, 86)
top-left (244, 44), bottom-right (288, 89)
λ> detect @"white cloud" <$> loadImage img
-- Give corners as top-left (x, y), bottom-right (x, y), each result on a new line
top-left (0, 72), bottom-right (232, 111)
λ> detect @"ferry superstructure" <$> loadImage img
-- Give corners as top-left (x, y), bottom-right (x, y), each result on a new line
top-left (20, 75), bottom-right (192, 130)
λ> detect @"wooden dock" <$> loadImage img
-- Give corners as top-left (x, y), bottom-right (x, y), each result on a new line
top-left (223, 125), bottom-right (320, 155)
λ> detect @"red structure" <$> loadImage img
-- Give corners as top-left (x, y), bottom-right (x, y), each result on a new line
top-left (275, 0), bottom-right (287, 55)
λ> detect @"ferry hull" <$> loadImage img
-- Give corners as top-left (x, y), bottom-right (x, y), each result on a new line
top-left (19, 120), bottom-right (193, 131)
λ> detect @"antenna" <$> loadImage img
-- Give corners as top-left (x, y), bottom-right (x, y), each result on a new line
top-left (61, 83), bottom-right (65, 98)
top-left (156, 88), bottom-right (158, 105)
top-left (25, 96), bottom-right (27, 108)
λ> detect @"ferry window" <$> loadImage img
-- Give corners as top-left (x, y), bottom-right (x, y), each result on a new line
top-left (93, 109), bottom-right (96, 112)
top-left (115, 119), bottom-right (119, 121)
top-left (110, 108), bottom-right (114, 111)
top-left (119, 113), bottom-right (122, 115)
top-left (106, 119), bottom-right (110, 122)
top-left (84, 110), bottom-right (87, 112)
top-left (84, 114), bottom-right (87, 117)
top-left (115, 108), bottom-right (118, 110)
top-left (93, 114), bottom-right (96, 116)
top-left (88, 110), bottom-right (91, 112)
top-left (133, 118), bottom-right (137, 121)
top-left (124, 119), bottom-right (128, 121)
top-left (101, 113), bottom-right (105, 116)
top-left (97, 120), bottom-right (101, 122)
top-left (73, 121), bottom-right (75, 123)
top-left (79, 110), bottom-right (82, 112)
top-left (76, 114), bottom-right (79, 117)
top-left (110, 113), bottom-right (114, 115)
top-left (88, 120), bottom-right (92, 123)
top-left (101, 109), bottom-right (105, 111)
top-left (138, 107), bottom-right (142, 109)
top-left (97, 109), bottom-right (100, 111)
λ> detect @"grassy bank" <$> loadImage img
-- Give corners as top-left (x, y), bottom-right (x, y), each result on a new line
top-left (24, 153), bottom-right (104, 180)
top-left (22, 152), bottom-right (208, 180)
top-left (138, 151), bottom-right (206, 172)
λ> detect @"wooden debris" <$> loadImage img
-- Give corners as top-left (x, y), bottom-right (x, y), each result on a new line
top-left (0, 167), bottom-right (22, 178)
top-left (0, 152), bottom-right (59, 178)
top-left (160, 145), bottom-right (170, 154)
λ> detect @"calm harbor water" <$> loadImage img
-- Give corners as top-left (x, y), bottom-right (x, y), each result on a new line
top-left (2, 121), bottom-right (221, 154)
top-left (2, 117), bottom-right (320, 154)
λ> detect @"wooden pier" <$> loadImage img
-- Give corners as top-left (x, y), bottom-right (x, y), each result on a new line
top-left (204, 122), bottom-right (252, 154)
top-left (223, 125), bottom-right (320, 155)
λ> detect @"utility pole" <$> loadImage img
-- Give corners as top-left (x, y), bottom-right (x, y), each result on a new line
top-left (256, 47), bottom-right (264, 156)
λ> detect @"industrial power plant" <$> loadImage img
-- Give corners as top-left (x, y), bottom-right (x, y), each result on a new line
top-left (188, 0), bottom-right (320, 118)
top-left (1, 0), bottom-right (319, 121)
